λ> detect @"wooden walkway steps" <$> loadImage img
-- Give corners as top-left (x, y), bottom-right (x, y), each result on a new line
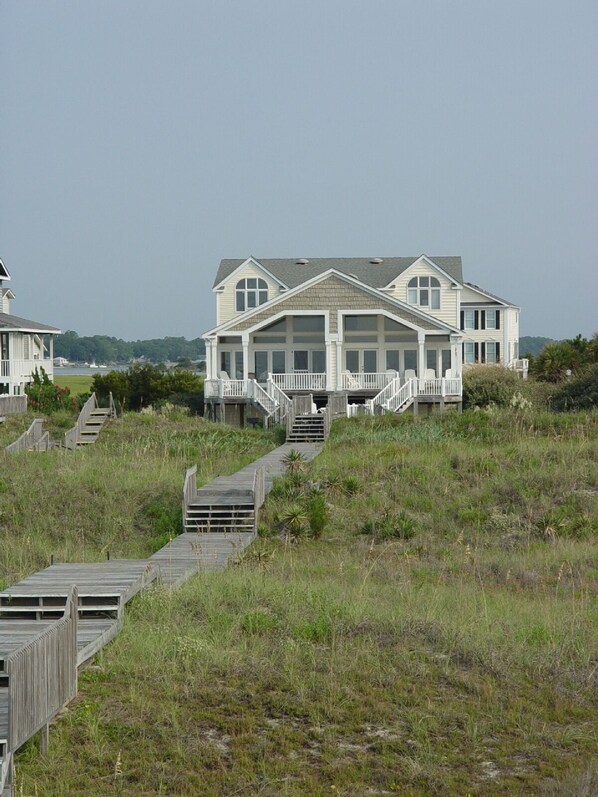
top-left (150, 532), bottom-right (255, 587)
top-left (1, 439), bottom-right (325, 795)
top-left (183, 442), bottom-right (322, 532)
top-left (64, 392), bottom-right (116, 449)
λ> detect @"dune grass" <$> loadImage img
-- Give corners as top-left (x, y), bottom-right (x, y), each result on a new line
top-left (0, 411), bottom-right (276, 587)
top-left (11, 409), bottom-right (598, 795)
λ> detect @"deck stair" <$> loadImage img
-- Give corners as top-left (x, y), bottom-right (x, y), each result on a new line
top-left (64, 392), bottom-right (116, 449)
top-left (287, 413), bottom-right (326, 442)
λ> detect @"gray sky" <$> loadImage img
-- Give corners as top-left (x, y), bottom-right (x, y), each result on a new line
top-left (1, 1), bottom-right (596, 340)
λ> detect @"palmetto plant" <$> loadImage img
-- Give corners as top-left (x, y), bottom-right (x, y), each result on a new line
top-left (282, 448), bottom-right (307, 474)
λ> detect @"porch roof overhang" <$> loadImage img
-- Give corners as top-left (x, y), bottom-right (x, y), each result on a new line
top-left (203, 269), bottom-right (462, 340)
top-left (0, 312), bottom-right (61, 334)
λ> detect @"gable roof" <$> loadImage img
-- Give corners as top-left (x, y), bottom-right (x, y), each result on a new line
top-left (0, 313), bottom-right (60, 333)
top-left (205, 269), bottom-right (461, 337)
top-left (0, 259), bottom-right (11, 281)
top-left (213, 256), bottom-right (463, 290)
top-left (213, 256), bottom-right (289, 291)
top-left (463, 282), bottom-right (518, 307)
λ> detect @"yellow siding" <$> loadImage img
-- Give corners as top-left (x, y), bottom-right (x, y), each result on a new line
top-left (217, 264), bottom-right (281, 326)
top-left (460, 285), bottom-right (489, 303)
top-left (390, 263), bottom-right (458, 327)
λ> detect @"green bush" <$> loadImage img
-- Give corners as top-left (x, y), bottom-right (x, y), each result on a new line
top-left (462, 365), bottom-right (520, 409)
top-left (551, 365), bottom-right (598, 411)
top-left (92, 364), bottom-right (203, 412)
top-left (26, 368), bottom-right (78, 414)
top-left (360, 509), bottom-right (416, 541)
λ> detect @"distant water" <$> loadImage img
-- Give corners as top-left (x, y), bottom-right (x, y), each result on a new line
top-left (54, 366), bottom-right (128, 376)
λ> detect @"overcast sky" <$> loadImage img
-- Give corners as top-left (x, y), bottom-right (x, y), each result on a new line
top-left (1, 1), bottom-right (596, 341)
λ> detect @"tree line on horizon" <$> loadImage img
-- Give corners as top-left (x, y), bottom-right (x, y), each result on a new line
top-left (54, 330), bottom-right (206, 364)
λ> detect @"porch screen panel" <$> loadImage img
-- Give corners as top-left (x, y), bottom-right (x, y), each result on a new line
top-left (312, 350), bottom-right (326, 373)
top-left (363, 350), bottom-right (377, 373)
top-left (220, 352), bottom-right (231, 376)
top-left (441, 350), bottom-right (451, 375)
top-left (255, 351), bottom-right (268, 381)
top-left (404, 350), bottom-right (417, 374)
top-left (234, 351), bottom-right (244, 379)
top-left (345, 351), bottom-right (359, 373)
top-left (386, 350), bottom-right (400, 371)
top-left (272, 351), bottom-right (285, 374)
top-left (426, 349), bottom-right (437, 373)
top-left (293, 350), bottom-right (308, 371)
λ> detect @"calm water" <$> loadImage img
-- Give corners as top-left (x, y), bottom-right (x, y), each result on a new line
top-left (54, 366), bottom-right (128, 376)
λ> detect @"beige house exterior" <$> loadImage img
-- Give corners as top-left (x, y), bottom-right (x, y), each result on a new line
top-left (203, 255), bottom-right (525, 423)
top-left (0, 259), bottom-right (59, 398)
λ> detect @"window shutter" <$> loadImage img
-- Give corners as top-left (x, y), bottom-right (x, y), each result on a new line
top-left (496, 312), bottom-right (500, 330)
top-left (474, 310), bottom-right (479, 330)
top-left (481, 311), bottom-right (486, 330)
top-left (481, 342), bottom-right (486, 363)
top-left (474, 342), bottom-right (479, 362)
top-left (460, 310), bottom-right (464, 330)
top-left (496, 342), bottom-right (500, 363)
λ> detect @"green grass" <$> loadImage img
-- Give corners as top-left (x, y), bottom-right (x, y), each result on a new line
top-left (0, 411), bottom-right (276, 586)
top-left (53, 373), bottom-right (94, 394)
top-left (11, 409), bottom-right (598, 795)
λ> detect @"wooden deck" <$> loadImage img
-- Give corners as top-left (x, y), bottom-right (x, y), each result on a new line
top-left (0, 440), bottom-right (324, 795)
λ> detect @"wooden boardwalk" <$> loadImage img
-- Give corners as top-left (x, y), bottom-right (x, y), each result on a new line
top-left (0, 439), bottom-right (323, 795)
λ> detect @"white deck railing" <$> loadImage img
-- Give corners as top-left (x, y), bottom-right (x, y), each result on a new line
top-left (0, 359), bottom-right (53, 380)
top-left (370, 376), bottom-right (462, 414)
top-left (341, 372), bottom-right (394, 391)
top-left (270, 373), bottom-right (326, 391)
top-left (266, 379), bottom-right (292, 425)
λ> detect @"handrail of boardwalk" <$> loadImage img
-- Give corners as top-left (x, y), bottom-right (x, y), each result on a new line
top-left (252, 466), bottom-right (266, 534)
top-left (6, 586), bottom-right (78, 752)
top-left (65, 392), bottom-right (99, 449)
top-left (5, 419), bottom-right (48, 453)
top-left (181, 464), bottom-right (198, 518)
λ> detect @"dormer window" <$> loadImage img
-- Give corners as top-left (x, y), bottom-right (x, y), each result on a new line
top-left (236, 278), bottom-right (268, 312)
top-left (407, 276), bottom-right (440, 309)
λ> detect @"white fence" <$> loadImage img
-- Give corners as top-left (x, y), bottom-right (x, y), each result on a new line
top-left (270, 373), bottom-right (326, 391)
top-left (341, 372), bottom-right (393, 391)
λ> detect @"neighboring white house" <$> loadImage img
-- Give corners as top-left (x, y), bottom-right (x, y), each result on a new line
top-left (203, 255), bottom-right (526, 424)
top-left (0, 258), bottom-right (60, 396)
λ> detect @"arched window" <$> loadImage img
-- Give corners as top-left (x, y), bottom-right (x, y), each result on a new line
top-left (407, 276), bottom-right (440, 309)
top-left (236, 278), bottom-right (268, 312)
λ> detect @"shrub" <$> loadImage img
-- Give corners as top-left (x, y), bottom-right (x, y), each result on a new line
top-left (92, 364), bottom-right (203, 412)
top-left (360, 509), bottom-right (416, 541)
top-left (27, 368), bottom-right (78, 414)
top-left (462, 365), bottom-right (520, 409)
top-left (307, 491), bottom-right (329, 538)
top-left (551, 364), bottom-right (598, 412)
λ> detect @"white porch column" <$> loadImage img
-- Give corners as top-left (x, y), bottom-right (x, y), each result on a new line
top-left (417, 332), bottom-right (425, 377)
top-left (451, 336), bottom-right (462, 376)
top-left (335, 340), bottom-right (342, 391)
top-left (242, 335), bottom-right (249, 381)
top-left (204, 340), bottom-right (212, 378)
top-left (209, 338), bottom-right (218, 379)
top-left (325, 341), bottom-right (333, 391)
